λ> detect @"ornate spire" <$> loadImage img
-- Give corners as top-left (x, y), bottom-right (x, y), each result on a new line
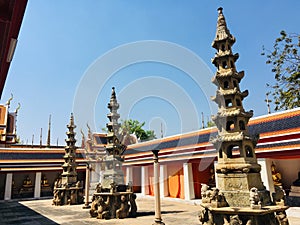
top-left (212, 7), bottom-right (235, 49)
top-left (39, 128), bottom-right (42, 147)
top-left (107, 87), bottom-right (121, 137)
top-left (5, 93), bottom-right (13, 109)
top-left (105, 87), bottom-right (126, 156)
top-left (80, 129), bottom-right (85, 148)
top-left (53, 113), bottom-right (84, 206)
top-left (210, 8), bottom-right (266, 207)
top-left (47, 114), bottom-right (51, 147)
top-left (61, 113), bottom-right (78, 184)
top-left (15, 103), bottom-right (21, 114)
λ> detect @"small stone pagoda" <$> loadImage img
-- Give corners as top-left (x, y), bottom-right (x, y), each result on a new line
top-left (53, 113), bottom-right (84, 206)
top-left (198, 8), bottom-right (289, 225)
top-left (89, 87), bottom-right (137, 219)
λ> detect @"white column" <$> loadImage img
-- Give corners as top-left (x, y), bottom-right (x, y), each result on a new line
top-left (160, 164), bottom-right (168, 197)
top-left (4, 173), bottom-right (13, 200)
top-left (99, 169), bottom-right (104, 184)
top-left (153, 150), bottom-right (164, 224)
top-left (126, 167), bottom-right (133, 185)
top-left (141, 166), bottom-right (149, 195)
top-left (34, 172), bottom-right (41, 198)
top-left (90, 162), bottom-right (98, 184)
top-left (83, 164), bottom-right (91, 208)
top-left (258, 158), bottom-right (275, 193)
top-left (183, 163), bottom-right (195, 200)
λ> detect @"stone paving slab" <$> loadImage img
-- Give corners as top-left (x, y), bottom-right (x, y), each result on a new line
top-left (0, 196), bottom-right (299, 225)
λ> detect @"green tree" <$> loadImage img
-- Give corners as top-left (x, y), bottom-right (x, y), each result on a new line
top-left (262, 30), bottom-right (300, 111)
top-left (206, 120), bottom-right (216, 128)
top-left (121, 119), bottom-right (156, 141)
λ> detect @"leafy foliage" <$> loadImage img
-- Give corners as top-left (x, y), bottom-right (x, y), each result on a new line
top-left (121, 119), bottom-right (156, 141)
top-left (262, 30), bottom-right (300, 111)
top-left (206, 120), bottom-right (216, 128)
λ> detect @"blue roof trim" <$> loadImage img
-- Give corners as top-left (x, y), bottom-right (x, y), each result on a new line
top-left (126, 114), bottom-right (300, 153)
top-left (0, 153), bottom-right (84, 160)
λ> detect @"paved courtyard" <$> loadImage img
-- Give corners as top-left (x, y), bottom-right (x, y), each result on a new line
top-left (0, 195), bottom-right (299, 225)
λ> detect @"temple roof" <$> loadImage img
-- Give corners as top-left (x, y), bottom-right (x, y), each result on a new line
top-left (121, 108), bottom-right (300, 164)
top-left (0, 0), bottom-right (27, 97)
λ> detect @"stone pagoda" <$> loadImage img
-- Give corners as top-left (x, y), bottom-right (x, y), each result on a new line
top-left (53, 113), bottom-right (84, 206)
top-left (198, 8), bottom-right (289, 225)
top-left (89, 87), bottom-right (137, 219)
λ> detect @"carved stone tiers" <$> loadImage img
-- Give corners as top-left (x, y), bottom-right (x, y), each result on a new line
top-left (89, 87), bottom-right (137, 219)
top-left (198, 7), bottom-right (289, 225)
top-left (52, 114), bottom-right (84, 206)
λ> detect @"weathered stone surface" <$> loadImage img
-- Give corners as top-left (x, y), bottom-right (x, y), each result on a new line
top-left (52, 114), bottom-right (84, 206)
top-left (199, 7), bottom-right (289, 225)
top-left (89, 87), bottom-right (137, 219)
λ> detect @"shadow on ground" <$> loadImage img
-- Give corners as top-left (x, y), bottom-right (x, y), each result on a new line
top-left (136, 210), bottom-right (184, 217)
top-left (0, 201), bottom-right (58, 225)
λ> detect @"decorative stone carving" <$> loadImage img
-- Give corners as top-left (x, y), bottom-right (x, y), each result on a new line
top-left (249, 187), bottom-right (261, 209)
top-left (198, 7), bottom-right (289, 225)
top-left (52, 114), bottom-right (84, 206)
top-left (201, 184), bottom-right (228, 208)
top-left (276, 211), bottom-right (289, 225)
top-left (89, 87), bottom-right (137, 219)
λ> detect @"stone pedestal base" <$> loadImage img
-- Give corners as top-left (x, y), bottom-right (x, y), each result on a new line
top-left (89, 190), bottom-right (137, 219)
top-left (53, 186), bottom-right (84, 206)
top-left (217, 172), bottom-right (272, 207)
top-left (199, 204), bottom-right (289, 225)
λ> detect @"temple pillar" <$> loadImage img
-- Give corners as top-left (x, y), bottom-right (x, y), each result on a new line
top-left (183, 163), bottom-right (195, 200)
top-left (4, 173), bottom-right (12, 200)
top-left (152, 150), bottom-right (164, 225)
top-left (89, 162), bottom-right (99, 195)
top-left (258, 158), bottom-right (275, 194)
top-left (141, 166), bottom-right (149, 195)
top-left (34, 172), bottom-right (41, 198)
top-left (160, 164), bottom-right (168, 197)
top-left (126, 166), bottom-right (133, 184)
top-left (83, 164), bottom-right (91, 208)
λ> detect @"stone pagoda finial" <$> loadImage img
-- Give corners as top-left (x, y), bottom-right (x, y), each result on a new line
top-left (105, 87), bottom-right (126, 156)
top-left (80, 129), bottom-right (85, 149)
top-left (212, 7), bottom-right (235, 50)
top-left (61, 113), bottom-right (78, 184)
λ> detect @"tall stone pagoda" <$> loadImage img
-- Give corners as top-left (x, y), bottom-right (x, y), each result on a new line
top-left (89, 87), bottom-right (137, 219)
top-left (53, 113), bottom-right (84, 206)
top-left (198, 8), bottom-right (289, 225)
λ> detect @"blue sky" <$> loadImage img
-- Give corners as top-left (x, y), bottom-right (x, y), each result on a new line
top-left (3, 1), bottom-right (299, 145)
